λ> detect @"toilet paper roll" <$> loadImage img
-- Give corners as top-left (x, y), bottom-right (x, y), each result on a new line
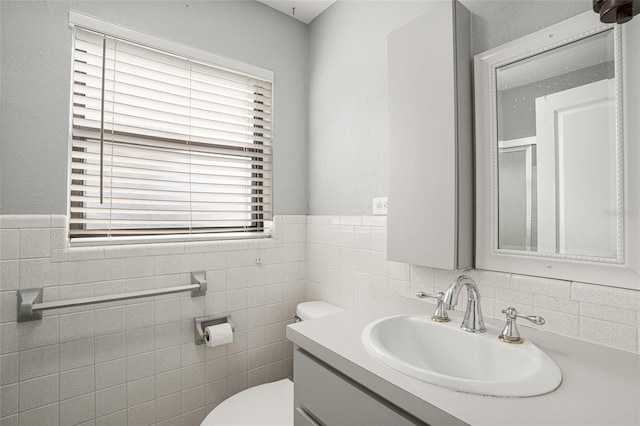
top-left (204, 323), bottom-right (234, 348)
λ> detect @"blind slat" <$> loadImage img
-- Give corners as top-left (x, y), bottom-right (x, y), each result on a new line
top-left (71, 151), bottom-right (272, 173)
top-left (73, 90), bottom-right (272, 123)
top-left (70, 227), bottom-right (269, 237)
top-left (71, 133), bottom-right (272, 157)
top-left (73, 117), bottom-right (271, 146)
top-left (72, 147), bottom-right (271, 171)
top-left (73, 107), bottom-right (273, 140)
top-left (70, 195), bottom-right (272, 207)
top-left (70, 176), bottom-right (272, 190)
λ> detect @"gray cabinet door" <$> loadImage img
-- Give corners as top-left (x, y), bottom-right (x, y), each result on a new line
top-left (293, 349), bottom-right (426, 426)
top-left (387, 0), bottom-right (473, 270)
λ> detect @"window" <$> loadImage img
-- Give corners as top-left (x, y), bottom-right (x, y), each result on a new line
top-left (69, 20), bottom-right (272, 243)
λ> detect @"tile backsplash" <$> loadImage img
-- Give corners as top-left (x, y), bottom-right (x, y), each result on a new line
top-left (1, 213), bottom-right (639, 425)
top-left (305, 215), bottom-right (640, 354)
top-left (0, 215), bottom-right (306, 426)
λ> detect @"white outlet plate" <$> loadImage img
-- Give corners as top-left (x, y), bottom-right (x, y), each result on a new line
top-left (373, 197), bottom-right (388, 215)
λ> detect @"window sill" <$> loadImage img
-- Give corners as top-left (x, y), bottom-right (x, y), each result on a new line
top-left (69, 230), bottom-right (273, 248)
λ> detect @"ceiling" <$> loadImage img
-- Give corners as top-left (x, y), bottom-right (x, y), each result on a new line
top-left (257, 0), bottom-right (336, 24)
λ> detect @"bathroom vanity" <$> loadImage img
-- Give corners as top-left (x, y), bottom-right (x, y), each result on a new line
top-left (286, 297), bottom-right (640, 426)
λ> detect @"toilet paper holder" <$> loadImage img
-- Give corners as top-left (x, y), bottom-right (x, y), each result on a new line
top-left (194, 314), bottom-right (235, 345)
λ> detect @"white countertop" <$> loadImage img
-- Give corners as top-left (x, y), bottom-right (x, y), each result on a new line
top-left (286, 297), bottom-right (640, 426)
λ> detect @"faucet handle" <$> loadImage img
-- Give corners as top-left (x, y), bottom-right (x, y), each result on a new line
top-left (502, 307), bottom-right (545, 325)
top-left (416, 291), bottom-right (451, 323)
top-left (498, 307), bottom-right (545, 344)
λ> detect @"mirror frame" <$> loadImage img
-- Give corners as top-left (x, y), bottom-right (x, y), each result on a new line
top-left (475, 10), bottom-right (640, 290)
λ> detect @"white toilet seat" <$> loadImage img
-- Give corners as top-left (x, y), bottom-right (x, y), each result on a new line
top-left (201, 379), bottom-right (294, 426)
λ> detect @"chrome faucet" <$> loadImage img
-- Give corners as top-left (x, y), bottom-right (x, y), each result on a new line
top-left (443, 275), bottom-right (486, 333)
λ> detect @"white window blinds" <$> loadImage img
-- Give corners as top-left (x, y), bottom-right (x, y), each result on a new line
top-left (70, 27), bottom-right (272, 241)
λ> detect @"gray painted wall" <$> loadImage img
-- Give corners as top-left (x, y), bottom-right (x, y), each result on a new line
top-left (1, 0), bottom-right (594, 216)
top-left (307, 1), bottom-right (435, 216)
top-left (0, 0), bottom-right (309, 215)
top-left (307, 0), bottom-right (592, 215)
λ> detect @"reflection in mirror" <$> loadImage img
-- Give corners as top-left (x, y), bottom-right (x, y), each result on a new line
top-left (495, 29), bottom-right (618, 259)
top-left (498, 138), bottom-right (535, 251)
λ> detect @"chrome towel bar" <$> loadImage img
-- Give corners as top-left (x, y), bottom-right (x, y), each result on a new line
top-left (17, 271), bottom-right (207, 322)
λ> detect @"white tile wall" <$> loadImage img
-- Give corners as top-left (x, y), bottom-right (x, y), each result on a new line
top-left (3, 213), bottom-right (638, 425)
top-left (0, 215), bottom-right (305, 425)
top-left (306, 215), bottom-right (640, 354)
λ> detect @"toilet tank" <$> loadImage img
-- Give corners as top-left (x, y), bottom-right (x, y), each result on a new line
top-left (295, 301), bottom-right (344, 322)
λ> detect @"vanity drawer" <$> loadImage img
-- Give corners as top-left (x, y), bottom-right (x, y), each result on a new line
top-left (293, 348), bottom-right (427, 426)
top-left (294, 407), bottom-right (321, 426)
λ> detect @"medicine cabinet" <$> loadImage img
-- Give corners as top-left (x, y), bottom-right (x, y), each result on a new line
top-left (387, 0), bottom-right (473, 270)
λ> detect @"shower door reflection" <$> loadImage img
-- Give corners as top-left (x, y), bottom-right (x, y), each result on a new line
top-left (498, 138), bottom-right (536, 252)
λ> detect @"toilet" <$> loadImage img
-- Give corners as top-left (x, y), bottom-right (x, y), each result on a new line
top-left (201, 301), bottom-right (345, 426)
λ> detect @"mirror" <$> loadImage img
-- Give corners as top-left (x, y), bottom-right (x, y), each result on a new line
top-left (496, 29), bottom-right (618, 259)
top-left (475, 10), bottom-right (640, 290)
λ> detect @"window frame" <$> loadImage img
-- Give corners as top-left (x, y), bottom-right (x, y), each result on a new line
top-left (67, 11), bottom-right (274, 246)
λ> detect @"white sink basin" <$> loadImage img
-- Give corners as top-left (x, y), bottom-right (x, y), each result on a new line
top-left (362, 314), bottom-right (562, 397)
